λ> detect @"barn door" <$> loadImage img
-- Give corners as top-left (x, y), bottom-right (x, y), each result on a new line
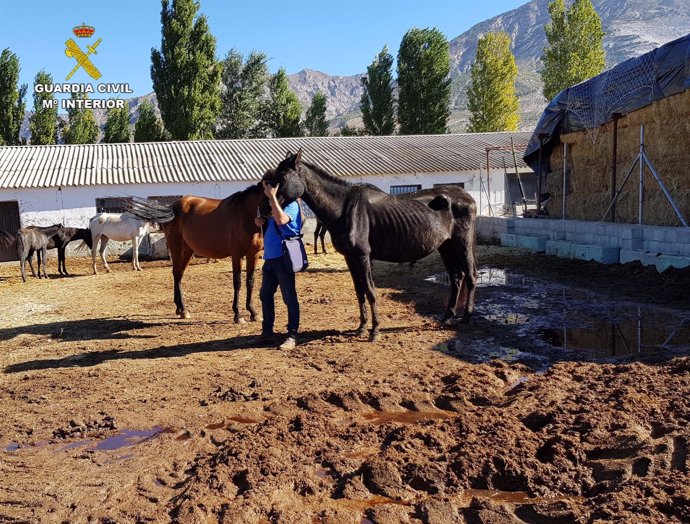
top-left (0, 201), bottom-right (20, 262)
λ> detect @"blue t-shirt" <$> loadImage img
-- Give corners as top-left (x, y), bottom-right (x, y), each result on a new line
top-left (263, 200), bottom-right (303, 260)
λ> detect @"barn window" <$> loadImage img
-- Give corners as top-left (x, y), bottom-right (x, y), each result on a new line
top-left (148, 195), bottom-right (182, 206)
top-left (390, 184), bottom-right (421, 195)
top-left (433, 182), bottom-right (465, 189)
top-left (96, 197), bottom-right (132, 213)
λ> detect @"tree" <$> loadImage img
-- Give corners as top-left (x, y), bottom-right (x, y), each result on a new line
top-left (360, 46), bottom-right (395, 135)
top-left (338, 125), bottom-right (366, 137)
top-left (303, 92), bottom-right (329, 137)
top-left (61, 93), bottom-right (98, 144)
top-left (541, 0), bottom-right (605, 101)
top-left (0, 48), bottom-right (27, 145)
top-left (103, 103), bottom-right (131, 143)
top-left (29, 70), bottom-right (58, 145)
top-left (216, 49), bottom-right (269, 139)
top-left (397, 28), bottom-right (451, 135)
top-left (467, 32), bottom-right (520, 132)
top-left (151, 0), bottom-right (222, 140)
top-left (261, 68), bottom-right (303, 138)
top-left (134, 100), bottom-right (166, 142)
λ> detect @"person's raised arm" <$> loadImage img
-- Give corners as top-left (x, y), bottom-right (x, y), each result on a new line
top-left (263, 182), bottom-right (290, 226)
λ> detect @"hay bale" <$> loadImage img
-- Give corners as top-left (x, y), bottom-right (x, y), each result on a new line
top-left (544, 88), bottom-right (690, 225)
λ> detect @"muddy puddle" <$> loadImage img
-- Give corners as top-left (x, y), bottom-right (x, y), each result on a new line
top-left (428, 267), bottom-right (690, 364)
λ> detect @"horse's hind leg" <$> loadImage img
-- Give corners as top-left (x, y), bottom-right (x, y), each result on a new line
top-left (458, 251), bottom-right (477, 323)
top-left (92, 235), bottom-right (100, 274)
top-left (18, 243), bottom-right (28, 283)
top-left (99, 237), bottom-right (111, 272)
top-left (245, 251), bottom-right (260, 322)
top-left (344, 255), bottom-right (369, 337)
top-left (169, 235), bottom-right (193, 318)
top-left (437, 241), bottom-right (461, 322)
top-left (132, 235), bottom-right (142, 271)
top-left (231, 256), bottom-right (245, 323)
top-left (361, 255), bottom-right (380, 342)
top-left (320, 231), bottom-right (327, 254)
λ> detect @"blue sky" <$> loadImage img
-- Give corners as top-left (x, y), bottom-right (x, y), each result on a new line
top-left (2, 0), bottom-right (527, 99)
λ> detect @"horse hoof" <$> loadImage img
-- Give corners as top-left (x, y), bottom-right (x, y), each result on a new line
top-left (369, 331), bottom-right (380, 343)
top-left (234, 317), bottom-right (246, 324)
top-left (354, 328), bottom-right (367, 338)
top-left (178, 310), bottom-right (190, 319)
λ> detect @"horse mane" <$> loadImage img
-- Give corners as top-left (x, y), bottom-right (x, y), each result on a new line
top-left (223, 182), bottom-right (263, 205)
top-left (301, 161), bottom-right (351, 188)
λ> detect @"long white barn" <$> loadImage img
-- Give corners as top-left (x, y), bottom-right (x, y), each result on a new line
top-left (0, 133), bottom-right (532, 261)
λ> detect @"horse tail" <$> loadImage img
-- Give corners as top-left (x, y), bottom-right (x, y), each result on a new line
top-left (74, 241), bottom-right (90, 254)
top-left (0, 229), bottom-right (15, 247)
top-left (126, 196), bottom-right (176, 225)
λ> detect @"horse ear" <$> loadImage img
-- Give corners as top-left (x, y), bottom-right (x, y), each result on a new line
top-left (295, 148), bottom-right (303, 165)
top-left (284, 150), bottom-right (292, 160)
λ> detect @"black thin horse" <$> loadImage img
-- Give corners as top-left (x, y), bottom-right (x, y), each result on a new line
top-left (0, 224), bottom-right (64, 282)
top-left (314, 217), bottom-right (328, 254)
top-left (28, 227), bottom-right (93, 276)
top-left (260, 150), bottom-right (477, 341)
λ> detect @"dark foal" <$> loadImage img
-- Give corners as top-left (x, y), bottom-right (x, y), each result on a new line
top-left (25, 227), bottom-right (93, 276)
top-left (314, 218), bottom-right (328, 254)
top-left (260, 150), bottom-right (477, 341)
top-left (126, 184), bottom-right (264, 322)
top-left (12, 224), bottom-right (64, 282)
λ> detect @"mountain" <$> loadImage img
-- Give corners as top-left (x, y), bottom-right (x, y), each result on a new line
top-left (287, 0), bottom-right (690, 131)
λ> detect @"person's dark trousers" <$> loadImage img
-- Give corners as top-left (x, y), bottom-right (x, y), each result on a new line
top-left (260, 257), bottom-right (299, 337)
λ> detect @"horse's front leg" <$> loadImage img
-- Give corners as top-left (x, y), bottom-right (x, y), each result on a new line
top-left (231, 256), bottom-right (244, 323)
top-left (131, 236), bottom-right (139, 271)
top-left (245, 253), bottom-right (260, 322)
top-left (92, 236), bottom-right (100, 274)
top-left (27, 249), bottom-right (37, 278)
top-left (344, 255), bottom-right (368, 337)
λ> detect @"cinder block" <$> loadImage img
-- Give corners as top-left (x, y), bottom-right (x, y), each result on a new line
top-left (572, 244), bottom-right (620, 264)
top-left (516, 235), bottom-right (547, 252)
top-left (620, 249), bottom-right (658, 267)
top-left (501, 233), bottom-right (518, 247)
top-left (546, 240), bottom-right (574, 258)
top-left (657, 255), bottom-right (690, 272)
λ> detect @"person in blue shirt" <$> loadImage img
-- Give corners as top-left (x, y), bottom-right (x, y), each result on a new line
top-left (254, 182), bottom-right (303, 350)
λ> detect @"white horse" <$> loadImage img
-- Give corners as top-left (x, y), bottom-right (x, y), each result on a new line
top-left (89, 212), bottom-right (151, 274)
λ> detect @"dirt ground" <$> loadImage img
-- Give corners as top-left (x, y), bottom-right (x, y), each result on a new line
top-left (1, 243), bottom-right (689, 523)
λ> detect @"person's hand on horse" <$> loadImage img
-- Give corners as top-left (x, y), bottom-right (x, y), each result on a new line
top-left (262, 181), bottom-right (280, 199)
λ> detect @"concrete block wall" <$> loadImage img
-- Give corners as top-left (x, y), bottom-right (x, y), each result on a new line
top-left (477, 217), bottom-right (690, 257)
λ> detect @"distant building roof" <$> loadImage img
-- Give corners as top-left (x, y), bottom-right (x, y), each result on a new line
top-left (0, 132), bottom-right (532, 190)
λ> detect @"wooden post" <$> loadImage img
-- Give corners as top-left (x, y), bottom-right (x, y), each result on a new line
top-left (609, 113), bottom-right (621, 222)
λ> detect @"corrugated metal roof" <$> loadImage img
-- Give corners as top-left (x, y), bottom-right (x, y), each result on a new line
top-left (0, 132), bottom-right (532, 189)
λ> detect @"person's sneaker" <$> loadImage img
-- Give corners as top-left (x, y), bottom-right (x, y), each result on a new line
top-left (278, 336), bottom-right (296, 350)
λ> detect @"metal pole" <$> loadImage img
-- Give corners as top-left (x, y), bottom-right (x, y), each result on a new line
top-left (486, 149), bottom-right (491, 201)
top-left (638, 126), bottom-right (645, 225)
top-left (609, 113), bottom-right (620, 222)
top-left (643, 153), bottom-right (689, 227)
top-left (562, 142), bottom-right (567, 220)
top-left (601, 155), bottom-right (640, 222)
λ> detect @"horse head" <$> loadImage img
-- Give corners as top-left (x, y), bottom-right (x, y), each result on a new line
top-left (259, 149), bottom-right (306, 215)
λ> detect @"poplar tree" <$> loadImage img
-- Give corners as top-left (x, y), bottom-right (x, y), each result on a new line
top-left (303, 92), bottom-right (329, 137)
top-left (151, 0), bottom-right (222, 140)
top-left (216, 49), bottom-right (269, 139)
top-left (261, 68), bottom-right (303, 138)
top-left (360, 46), bottom-right (395, 135)
top-left (0, 48), bottom-right (27, 145)
top-left (397, 28), bottom-right (451, 135)
top-left (467, 32), bottom-right (520, 132)
top-left (61, 93), bottom-right (98, 144)
top-left (134, 101), bottom-right (165, 142)
top-left (541, 0), bottom-right (605, 101)
top-left (103, 103), bottom-right (131, 143)
top-left (29, 70), bottom-right (58, 145)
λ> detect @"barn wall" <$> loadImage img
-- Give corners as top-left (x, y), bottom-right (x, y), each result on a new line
top-left (545, 88), bottom-right (690, 226)
top-left (1, 180), bottom-right (252, 228)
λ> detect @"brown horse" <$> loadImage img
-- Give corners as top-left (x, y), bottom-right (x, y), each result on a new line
top-left (127, 184), bottom-right (264, 322)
